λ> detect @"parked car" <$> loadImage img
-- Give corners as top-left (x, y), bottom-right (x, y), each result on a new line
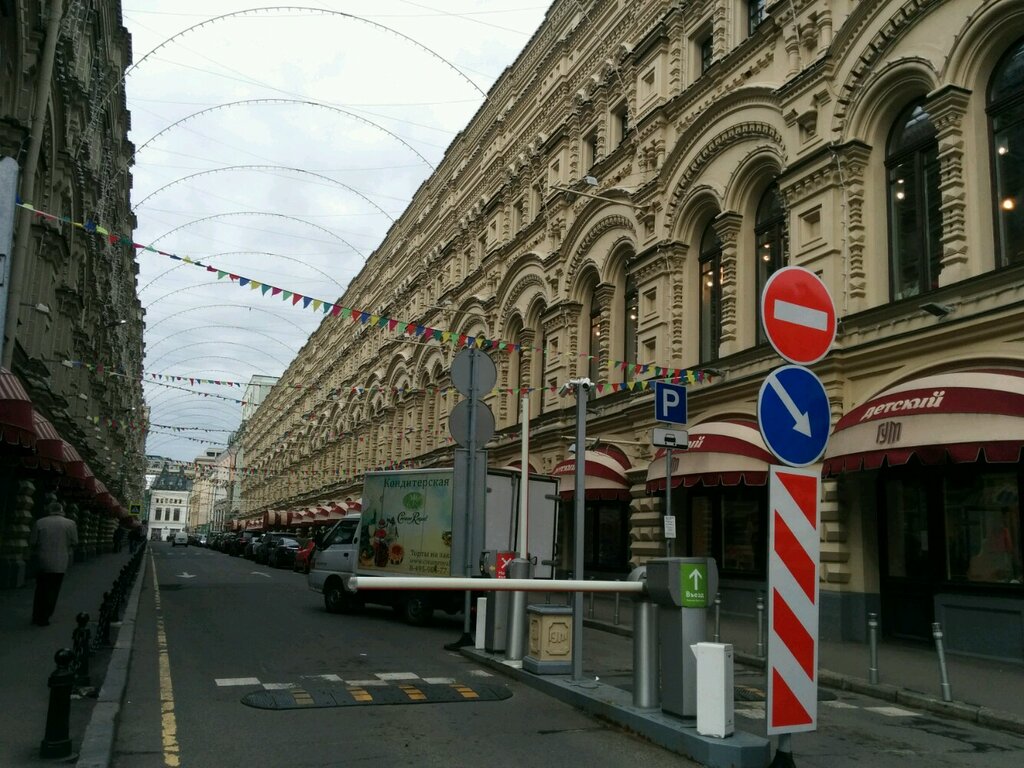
top-left (268, 536), bottom-right (300, 569)
top-left (198, 534), bottom-right (208, 547)
top-left (254, 532), bottom-right (290, 565)
top-left (293, 539), bottom-right (316, 574)
top-left (172, 531), bottom-right (189, 547)
top-left (231, 531), bottom-right (257, 557)
top-left (244, 534), bottom-right (263, 559)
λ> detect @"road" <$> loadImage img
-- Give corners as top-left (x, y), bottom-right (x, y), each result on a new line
top-left (113, 543), bottom-right (698, 767)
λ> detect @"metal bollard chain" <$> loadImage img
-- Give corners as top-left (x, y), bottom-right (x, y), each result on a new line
top-left (70, 612), bottom-right (92, 688)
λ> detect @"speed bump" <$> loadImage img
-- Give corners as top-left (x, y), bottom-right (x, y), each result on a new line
top-left (242, 681), bottom-right (511, 710)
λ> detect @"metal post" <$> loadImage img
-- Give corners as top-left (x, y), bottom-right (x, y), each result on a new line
top-left (633, 597), bottom-right (659, 708)
top-left (756, 592), bottom-right (765, 659)
top-left (572, 379), bottom-right (589, 681)
top-left (768, 733), bottom-right (796, 768)
top-left (713, 592), bottom-right (721, 643)
top-left (931, 622), bottom-right (953, 702)
top-left (72, 612), bottom-right (92, 688)
top-left (868, 612), bottom-right (879, 684)
top-left (613, 590), bottom-right (621, 626)
top-left (505, 559), bottom-right (531, 661)
top-left (588, 584), bottom-right (595, 618)
top-left (664, 447), bottom-right (673, 557)
top-left (40, 649), bottom-right (74, 758)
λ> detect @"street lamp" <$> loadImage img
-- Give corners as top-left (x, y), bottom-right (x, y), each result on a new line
top-left (20, 302), bottom-right (51, 316)
top-left (549, 175), bottom-right (642, 209)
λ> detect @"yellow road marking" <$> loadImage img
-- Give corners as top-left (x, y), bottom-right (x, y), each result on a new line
top-left (291, 689), bottom-right (315, 706)
top-left (152, 555), bottom-right (180, 767)
top-left (347, 687), bottom-right (373, 702)
top-left (453, 685), bottom-right (479, 699)
top-left (399, 684), bottom-right (426, 701)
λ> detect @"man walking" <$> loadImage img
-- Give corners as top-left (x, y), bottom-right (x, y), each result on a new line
top-left (29, 500), bottom-right (79, 626)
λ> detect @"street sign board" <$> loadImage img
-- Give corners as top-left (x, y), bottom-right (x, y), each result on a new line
top-left (654, 381), bottom-right (687, 424)
top-left (760, 266), bottom-right (836, 365)
top-left (680, 562), bottom-right (708, 607)
top-left (653, 427), bottom-right (689, 449)
top-left (663, 515), bottom-right (677, 539)
top-left (451, 347), bottom-right (497, 397)
top-left (767, 465), bottom-right (820, 735)
top-left (757, 365), bottom-right (830, 467)
top-left (449, 399), bottom-right (495, 447)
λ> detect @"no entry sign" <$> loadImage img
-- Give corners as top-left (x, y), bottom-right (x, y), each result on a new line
top-left (760, 267), bottom-right (836, 365)
top-left (767, 465), bottom-right (820, 735)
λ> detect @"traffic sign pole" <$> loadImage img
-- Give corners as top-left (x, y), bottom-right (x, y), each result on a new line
top-left (665, 448), bottom-right (673, 557)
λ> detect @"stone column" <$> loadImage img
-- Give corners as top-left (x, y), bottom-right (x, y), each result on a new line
top-left (594, 283), bottom-right (617, 385)
top-left (926, 85), bottom-right (972, 285)
top-left (0, 478), bottom-right (35, 588)
top-left (714, 212), bottom-right (743, 356)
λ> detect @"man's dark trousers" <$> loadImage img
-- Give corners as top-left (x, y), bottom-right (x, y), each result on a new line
top-left (32, 572), bottom-right (65, 625)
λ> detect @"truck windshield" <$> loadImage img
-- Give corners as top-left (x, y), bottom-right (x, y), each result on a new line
top-left (321, 519), bottom-right (358, 548)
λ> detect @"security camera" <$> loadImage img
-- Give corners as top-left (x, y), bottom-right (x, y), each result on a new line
top-left (558, 382), bottom-right (575, 397)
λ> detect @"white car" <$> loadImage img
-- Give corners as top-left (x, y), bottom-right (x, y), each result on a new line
top-left (172, 531), bottom-right (189, 547)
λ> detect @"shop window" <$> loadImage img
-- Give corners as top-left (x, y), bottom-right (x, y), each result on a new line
top-left (755, 184), bottom-right (788, 344)
top-left (699, 220), bottom-right (722, 362)
top-left (884, 476), bottom-right (932, 578)
top-left (944, 472), bottom-right (1022, 584)
top-left (583, 502), bottom-right (630, 573)
top-left (887, 100), bottom-right (943, 300)
top-left (989, 37), bottom-right (1024, 267)
top-left (687, 487), bottom-right (766, 578)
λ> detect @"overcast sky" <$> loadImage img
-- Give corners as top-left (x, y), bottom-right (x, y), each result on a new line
top-left (125, 1), bottom-right (552, 463)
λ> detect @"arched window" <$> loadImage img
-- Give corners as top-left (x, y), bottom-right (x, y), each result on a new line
top-left (623, 274), bottom-right (639, 382)
top-left (589, 298), bottom-right (602, 383)
top-left (887, 100), bottom-right (942, 300)
top-left (989, 37), bottom-right (1024, 267)
top-left (755, 184), bottom-right (788, 344)
top-left (699, 221), bottom-right (722, 362)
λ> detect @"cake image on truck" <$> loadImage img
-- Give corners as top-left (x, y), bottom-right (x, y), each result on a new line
top-left (308, 467), bottom-right (557, 625)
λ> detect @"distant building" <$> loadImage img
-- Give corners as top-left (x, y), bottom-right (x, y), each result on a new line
top-left (148, 465), bottom-right (192, 541)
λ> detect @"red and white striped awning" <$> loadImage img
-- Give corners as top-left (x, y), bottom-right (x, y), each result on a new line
top-left (27, 411), bottom-right (66, 472)
top-left (646, 420), bottom-right (775, 492)
top-left (823, 368), bottom-right (1024, 475)
top-left (552, 446), bottom-right (632, 501)
top-left (0, 367), bottom-right (35, 449)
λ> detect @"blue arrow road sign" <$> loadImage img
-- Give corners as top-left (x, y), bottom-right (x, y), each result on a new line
top-left (757, 365), bottom-right (830, 467)
top-left (655, 382), bottom-right (688, 424)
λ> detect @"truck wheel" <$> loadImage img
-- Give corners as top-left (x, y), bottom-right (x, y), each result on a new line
top-left (399, 596), bottom-right (433, 626)
top-left (324, 582), bottom-right (346, 614)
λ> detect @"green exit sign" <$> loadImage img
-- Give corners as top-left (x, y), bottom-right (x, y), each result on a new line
top-left (680, 562), bottom-right (708, 607)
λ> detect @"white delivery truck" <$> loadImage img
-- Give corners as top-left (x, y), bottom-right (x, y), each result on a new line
top-left (308, 467), bottom-right (558, 624)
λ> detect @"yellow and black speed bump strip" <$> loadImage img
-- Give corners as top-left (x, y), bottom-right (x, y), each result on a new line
top-left (241, 681), bottom-right (511, 710)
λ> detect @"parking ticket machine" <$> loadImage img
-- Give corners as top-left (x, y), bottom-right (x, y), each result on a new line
top-left (645, 557), bottom-right (719, 719)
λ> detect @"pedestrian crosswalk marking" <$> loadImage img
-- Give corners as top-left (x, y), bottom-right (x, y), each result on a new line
top-left (216, 677), bottom-right (261, 687)
top-left (866, 706), bottom-right (919, 717)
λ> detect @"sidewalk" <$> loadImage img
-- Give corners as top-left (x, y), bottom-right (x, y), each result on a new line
top-left (547, 592), bottom-right (1024, 730)
top-left (0, 550), bottom-right (138, 766)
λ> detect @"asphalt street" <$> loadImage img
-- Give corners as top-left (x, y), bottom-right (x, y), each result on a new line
top-left (113, 543), bottom-right (699, 768)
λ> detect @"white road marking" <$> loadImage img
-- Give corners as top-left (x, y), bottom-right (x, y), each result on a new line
top-left (303, 674), bottom-right (343, 682)
top-left (866, 706), bottom-right (919, 717)
top-left (422, 677), bottom-right (456, 685)
top-left (736, 708), bottom-right (766, 720)
top-left (215, 677), bottom-right (261, 687)
top-left (376, 672), bottom-right (420, 681)
top-left (345, 679), bottom-right (389, 687)
top-left (773, 298), bottom-right (828, 330)
top-left (262, 683), bottom-right (296, 690)
top-left (823, 700), bottom-right (859, 709)
top-left (469, 670), bottom-right (493, 677)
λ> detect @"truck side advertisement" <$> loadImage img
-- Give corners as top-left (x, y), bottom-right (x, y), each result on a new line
top-left (358, 471), bottom-right (454, 577)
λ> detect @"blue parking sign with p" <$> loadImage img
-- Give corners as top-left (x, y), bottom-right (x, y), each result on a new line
top-left (655, 382), bottom-right (688, 424)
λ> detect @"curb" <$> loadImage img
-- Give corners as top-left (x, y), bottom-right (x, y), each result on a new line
top-left (585, 618), bottom-right (1024, 735)
top-left (75, 552), bottom-right (147, 768)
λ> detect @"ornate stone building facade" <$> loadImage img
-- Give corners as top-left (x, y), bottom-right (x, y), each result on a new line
top-left (0, 0), bottom-right (145, 585)
top-left (242, 0), bottom-right (1024, 657)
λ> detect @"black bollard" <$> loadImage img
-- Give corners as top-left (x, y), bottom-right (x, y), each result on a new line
top-left (72, 612), bottom-right (92, 687)
top-left (40, 648), bottom-right (75, 758)
top-left (96, 592), bottom-right (112, 647)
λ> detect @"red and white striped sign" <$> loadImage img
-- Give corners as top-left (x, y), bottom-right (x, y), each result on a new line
top-left (767, 465), bottom-right (820, 735)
